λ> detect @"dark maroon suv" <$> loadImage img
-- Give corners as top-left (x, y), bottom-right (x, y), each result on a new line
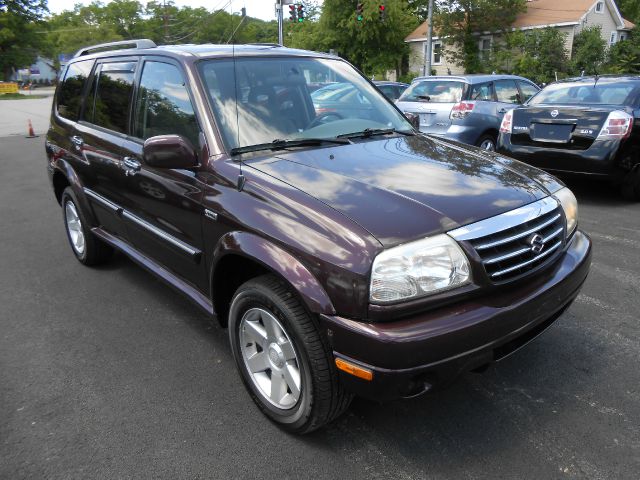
top-left (46, 40), bottom-right (592, 433)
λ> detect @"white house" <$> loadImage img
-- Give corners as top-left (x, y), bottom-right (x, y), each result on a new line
top-left (405, 0), bottom-right (636, 76)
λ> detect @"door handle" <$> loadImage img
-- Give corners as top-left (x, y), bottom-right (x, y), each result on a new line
top-left (70, 135), bottom-right (83, 148)
top-left (122, 156), bottom-right (141, 176)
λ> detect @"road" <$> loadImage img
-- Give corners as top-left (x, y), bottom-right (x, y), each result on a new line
top-left (0, 90), bottom-right (54, 137)
top-left (1, 134), bottom-right (639, 478)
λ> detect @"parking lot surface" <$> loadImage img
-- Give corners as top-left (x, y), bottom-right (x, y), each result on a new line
top-left (1, 135), bottom-right (639, 479)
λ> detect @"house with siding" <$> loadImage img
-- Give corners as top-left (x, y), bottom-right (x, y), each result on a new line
top-left (405, 0), bottom-right (636, 76)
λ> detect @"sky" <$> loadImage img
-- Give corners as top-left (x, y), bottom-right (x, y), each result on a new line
top-left (46, 0), bottom-right (323, 21)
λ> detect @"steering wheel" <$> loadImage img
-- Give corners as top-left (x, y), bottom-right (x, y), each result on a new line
top-left (306, 112), bottom-right (345, 129)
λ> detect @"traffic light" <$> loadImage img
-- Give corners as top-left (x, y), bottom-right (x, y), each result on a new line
top-left (379, 4), bottom-right (386, 22)
top-left (297, 4), bottom-right (305, 22)
top-left (289, 4), bottom-right (297, 22)
top-left (356, 2), bottom-right (364, 21)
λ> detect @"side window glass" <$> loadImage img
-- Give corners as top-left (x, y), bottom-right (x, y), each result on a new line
top-left (135, 61), bottom-right (200, 147)
top-left (495, 80), bottom-right (520, 104)
top-left (57, 60), bottom-right (93, 121)
top-left (470, 82), bottom-right (494, 101)
top-left (88, 62), bottom-right (136, 134)
top-left (518, 81), bottom-right (539, 102)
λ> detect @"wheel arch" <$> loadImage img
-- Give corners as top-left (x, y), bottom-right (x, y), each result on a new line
top-left (210, 231), bottom-right (336, 327)
top-left (51, 160), bottom-right (97, 226)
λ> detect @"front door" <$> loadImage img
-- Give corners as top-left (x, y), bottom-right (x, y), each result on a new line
top-left (119, 58), bottom-right (208, 292)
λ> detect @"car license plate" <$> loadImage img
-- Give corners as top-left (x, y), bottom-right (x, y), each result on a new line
top-left (531, 123), bottom-right (573, 143)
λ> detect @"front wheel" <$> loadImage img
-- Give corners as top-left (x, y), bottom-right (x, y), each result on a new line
top-left (228, 274), bottom-right (351, 434)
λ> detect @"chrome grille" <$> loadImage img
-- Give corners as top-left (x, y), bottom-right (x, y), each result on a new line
top-left (449, 197), bottom-right (566, 283)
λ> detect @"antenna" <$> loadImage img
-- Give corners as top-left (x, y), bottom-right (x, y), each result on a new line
top-left (231, 24), bottom-right (245, 192)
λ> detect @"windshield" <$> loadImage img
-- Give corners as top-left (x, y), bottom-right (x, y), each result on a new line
top-left (198, 57), bottom-right (412, 151)
top-left (398, 80), bottom-right (464, 103)
top-left (528, 80), bottom-right (640, 106)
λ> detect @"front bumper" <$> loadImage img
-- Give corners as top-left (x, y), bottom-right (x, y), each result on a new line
top-left (319, 230), bottom-right (592, 401)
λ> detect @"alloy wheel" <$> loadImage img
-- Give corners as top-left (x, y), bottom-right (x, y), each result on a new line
top-left (239, 307), bottom-right (302, 409)
top-left (65, 200), bottom-right (85, 255)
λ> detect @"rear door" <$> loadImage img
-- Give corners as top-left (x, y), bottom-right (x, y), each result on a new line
top-left (77, 59), bottom-right (139, 240)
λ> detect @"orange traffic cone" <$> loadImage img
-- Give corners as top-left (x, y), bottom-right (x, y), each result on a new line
top-left (26, 119), bottom-right (37, 138)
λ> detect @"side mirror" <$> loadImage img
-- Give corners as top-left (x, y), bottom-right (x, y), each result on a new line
top-left (143, 135), bottom-right (198, 169)
top-left (404, 112), bottom-right (420, 129)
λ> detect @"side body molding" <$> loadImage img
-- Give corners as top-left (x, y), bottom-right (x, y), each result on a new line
top-left (211, 231), bottom-right (336, 315)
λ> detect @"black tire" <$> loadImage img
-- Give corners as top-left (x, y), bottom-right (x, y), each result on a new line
top-left (61, 187), bottom-right (113, 265)
top-left (476, 134), bottom-right (497, 152)
top-left (228, 274), bottom-right (352, 434)
top-left (620, 167), bottom-right (640, 201)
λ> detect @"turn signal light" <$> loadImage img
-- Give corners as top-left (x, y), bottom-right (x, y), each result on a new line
top-left (335, 358), bottom-right (373, 381)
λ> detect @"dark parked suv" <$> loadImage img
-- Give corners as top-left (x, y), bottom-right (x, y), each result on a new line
top-left (46, 40), bottom-right (592, 433)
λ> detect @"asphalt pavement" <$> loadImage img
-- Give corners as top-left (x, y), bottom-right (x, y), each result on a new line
top-left (1, 132), bottom-right (639, 479)
top-left (0, 90), bottom-right (54, 137)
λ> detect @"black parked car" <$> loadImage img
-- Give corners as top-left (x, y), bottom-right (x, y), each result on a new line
top-left (373, 81), bottom-right (409, 101)
top-left (46, 40), bottom-right (591, 433)
top-left (498, 75), bottom-right (640, 200)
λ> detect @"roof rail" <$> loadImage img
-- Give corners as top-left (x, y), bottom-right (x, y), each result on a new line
top-left (246, 43), bottom-right (283, 47)
top-left (73, 39), bottom-right (157, 58)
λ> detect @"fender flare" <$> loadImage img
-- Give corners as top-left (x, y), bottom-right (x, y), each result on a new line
top-left (211, 231), bottom-right (336, 316)
top-left (51, 159), bottom-right (98, 226)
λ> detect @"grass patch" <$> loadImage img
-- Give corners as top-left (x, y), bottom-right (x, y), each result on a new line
top-left (0, 93), bottom-right (48, 100)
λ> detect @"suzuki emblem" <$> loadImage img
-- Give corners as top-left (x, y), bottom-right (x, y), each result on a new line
top-left (550, 110), bottom-right (559, 118)
top-left (528, 234), bottom-right (545, 254)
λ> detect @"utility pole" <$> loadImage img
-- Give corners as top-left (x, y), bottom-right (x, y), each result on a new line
top-left (277, 0), bottom-right (284, 45)
top-left (423, 0), bottom-right (434, 76)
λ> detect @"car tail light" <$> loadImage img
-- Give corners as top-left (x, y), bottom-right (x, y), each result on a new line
top-left (450, 102), bottom-right (475, 119)
top-left (499, 109), bottom-right (514, 134)
top-left (597, 110), bottom-right (633, 140)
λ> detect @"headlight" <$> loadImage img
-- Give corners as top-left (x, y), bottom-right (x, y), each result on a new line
top-left (554, 187), bottom-right (578, 236)
top-left (370, 234), bottom-right (471, 304)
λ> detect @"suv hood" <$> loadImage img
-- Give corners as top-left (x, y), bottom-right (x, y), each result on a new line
top-left (248, 135), bottom-right (551, 247)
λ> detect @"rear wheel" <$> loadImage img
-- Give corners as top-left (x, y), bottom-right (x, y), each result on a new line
top-left (228, 274), bottom-right (352, 434)
top-left (61, 187), bottom-right (112, 265)
top-left (621, 167), bottom-right (640, 201)
top-left (476, 134), bottom-right (497, 152)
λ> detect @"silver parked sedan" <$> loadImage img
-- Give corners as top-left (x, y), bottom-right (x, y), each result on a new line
top-left (396, 74), bottom-right (539, 151)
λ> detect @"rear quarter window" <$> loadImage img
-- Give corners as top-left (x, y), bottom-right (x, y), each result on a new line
top-left (57, 60), bottom-right (94, 122)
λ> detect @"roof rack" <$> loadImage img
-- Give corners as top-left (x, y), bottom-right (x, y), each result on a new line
top-left (246, 43), bottom-right (283, 47)
top-left (73, 39), bottom-right (157, 58)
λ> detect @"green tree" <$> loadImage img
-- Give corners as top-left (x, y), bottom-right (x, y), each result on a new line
top-left (433, 0), bottom-right (527, 73)
top-left (315, 0), bottom-right (417, 76)
top-left (607, 27), bottom-right (640, 73)
top-left (0, 0), bottom-right (48, 80)
top-left (616, 0), bottom-right (640, 24)
top-left (488, 28), bottom-right (570, 85)
top-left (571, 26), bottom-right (607, 75)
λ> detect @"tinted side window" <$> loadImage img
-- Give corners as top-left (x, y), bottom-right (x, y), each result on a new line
top-left (134, 61), bottom-right (199, 146)
top-left (495, 80), bottom-right (520, 104)
top-left (86, 62), bottom-right (136, 134)
top-left (470, 82), bottom-right (494, 101)
top-left (518, 81), bottom-right (539, 102)
top-left (57, 60), bottom-right (93, 121)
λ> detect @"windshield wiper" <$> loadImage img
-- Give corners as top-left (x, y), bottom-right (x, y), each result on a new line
top-left (336, 128), bottom-right (415, 139)
top-left (230, 137), bottom-right (351, 156)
